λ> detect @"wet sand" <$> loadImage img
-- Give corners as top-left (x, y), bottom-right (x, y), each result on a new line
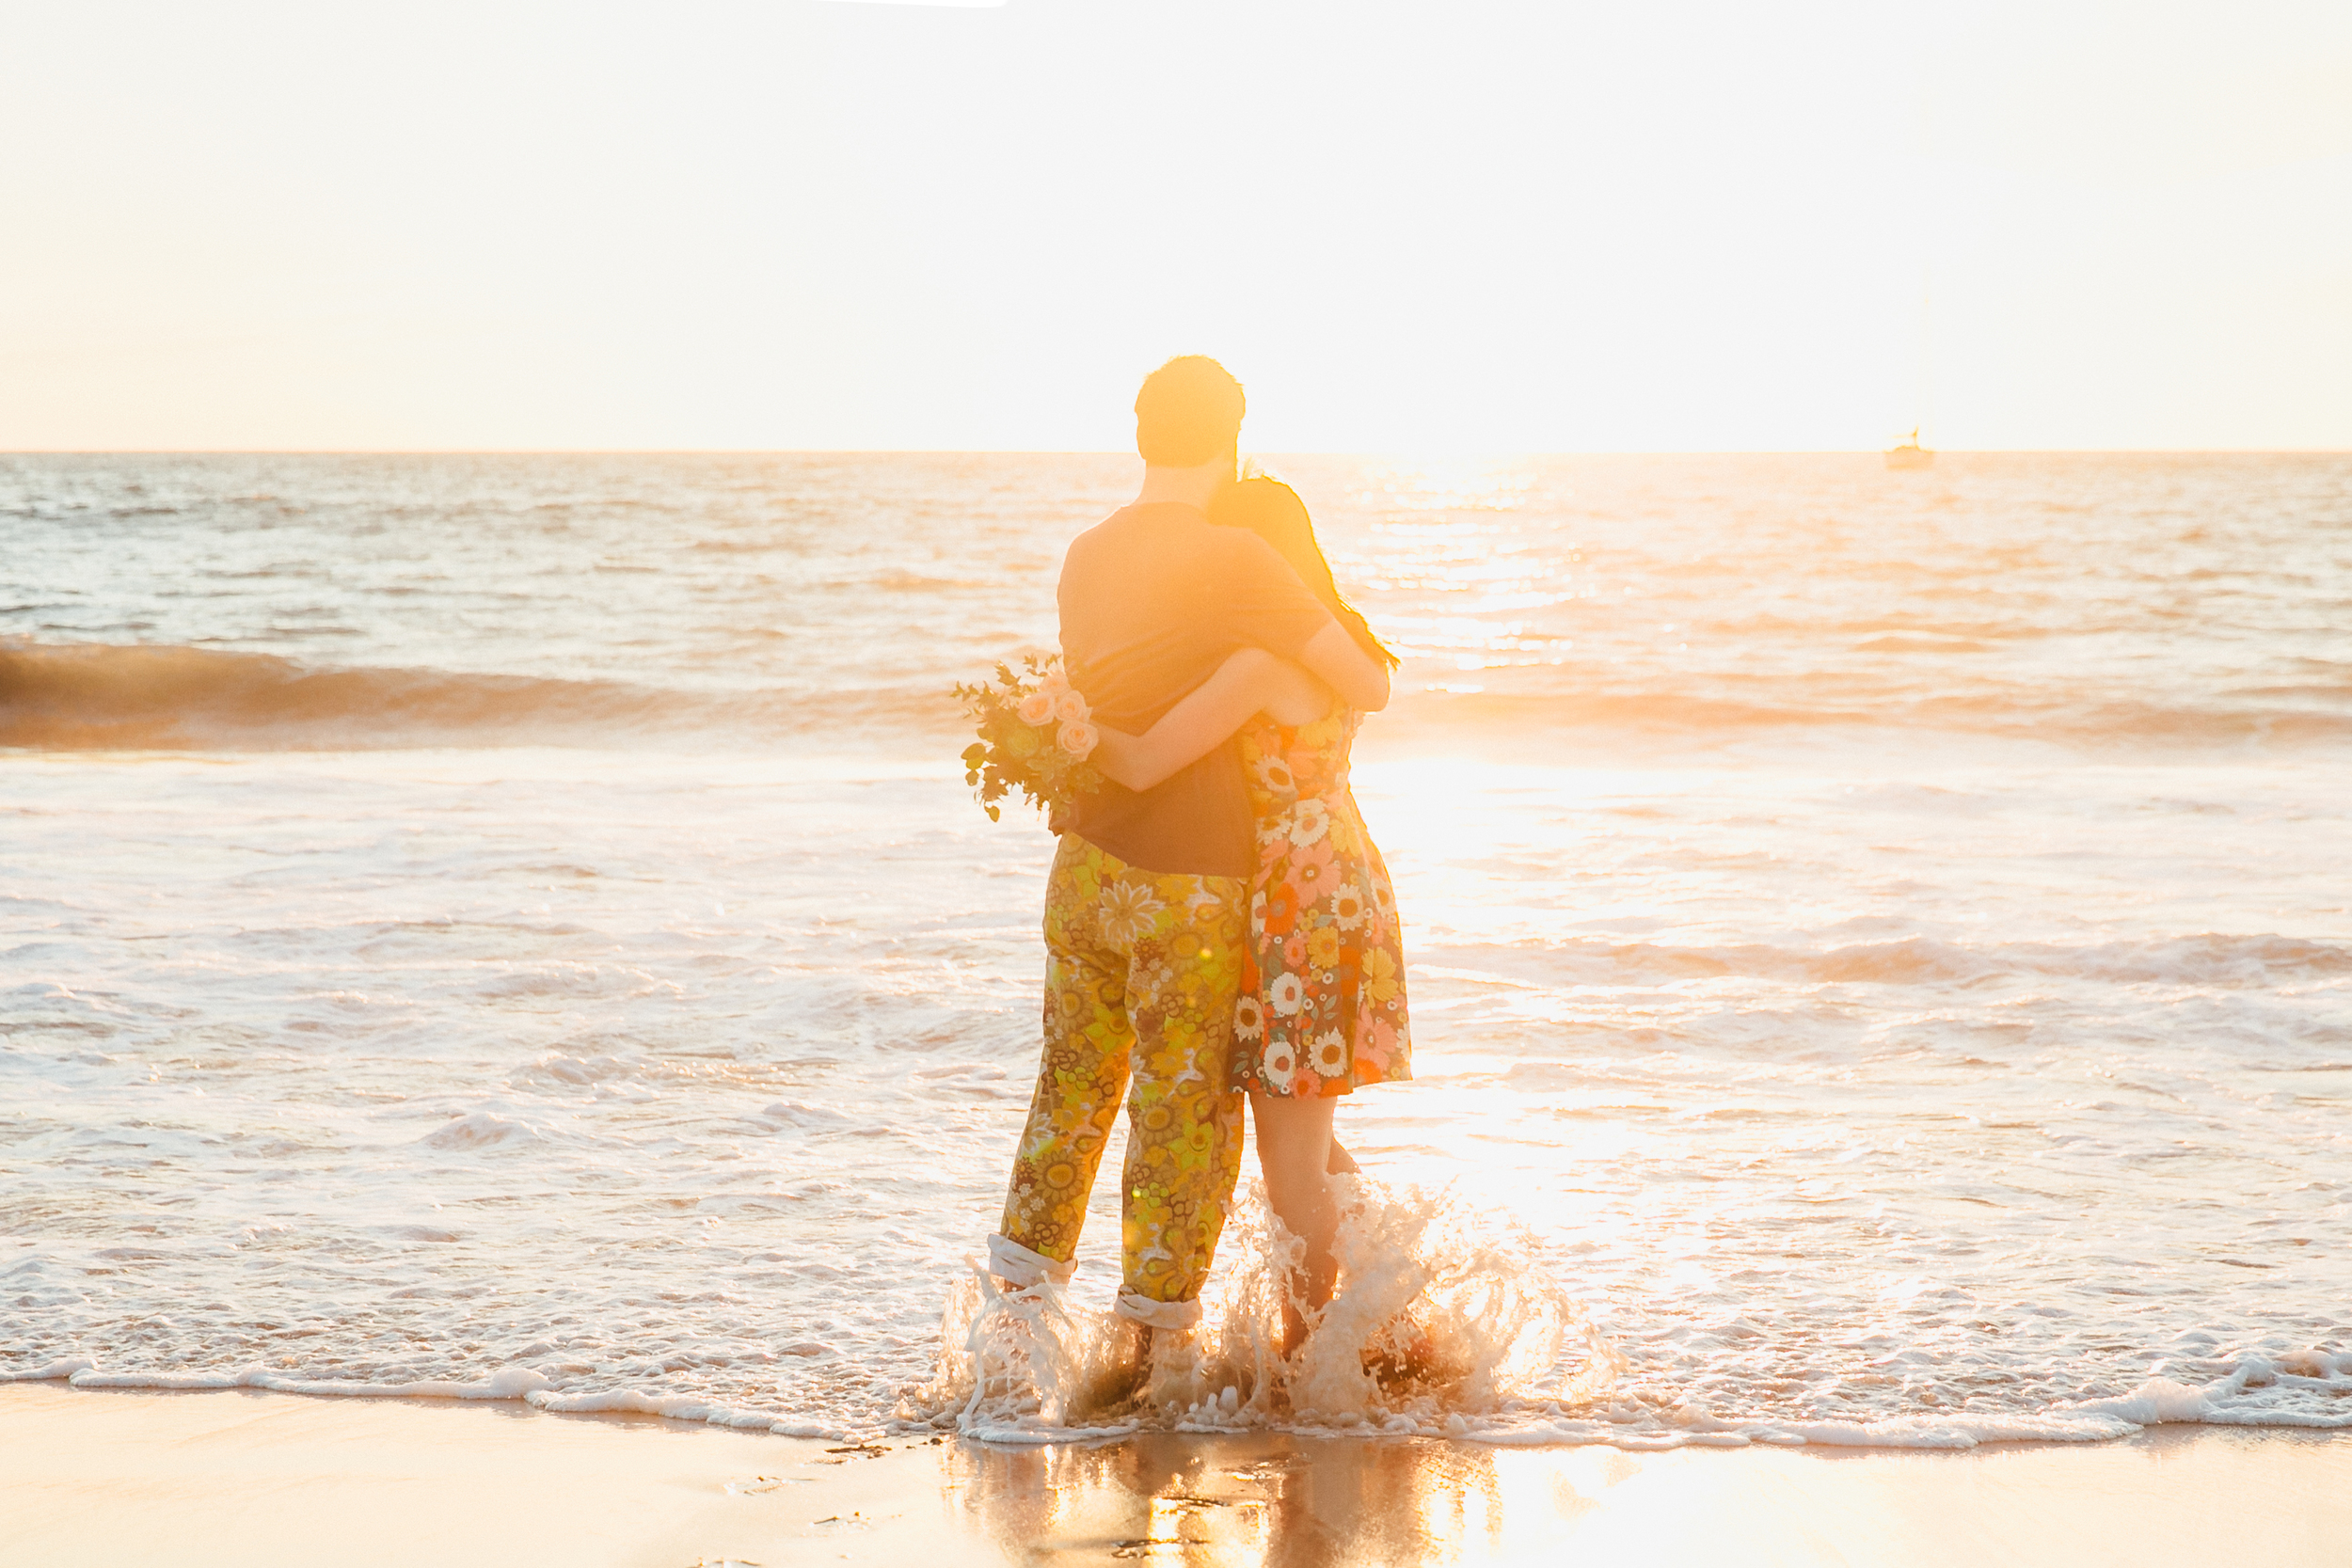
top-left (8, 1385), bottom-right (2351, 1565)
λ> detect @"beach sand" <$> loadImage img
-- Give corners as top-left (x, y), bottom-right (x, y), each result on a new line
top-left (6, 1385), bottom-right (2349, 1566)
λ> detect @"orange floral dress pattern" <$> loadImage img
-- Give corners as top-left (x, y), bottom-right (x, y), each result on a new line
top-left (1233, 709), bottom-right (1412, 1099)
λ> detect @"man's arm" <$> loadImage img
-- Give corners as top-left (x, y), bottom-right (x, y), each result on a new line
top-left (1295, 620), bottom-right (1391, 713)
top-left (1091, 649), bottom-right (1329, 793)
top-left (1210, 531), bottom-right (1392, 714)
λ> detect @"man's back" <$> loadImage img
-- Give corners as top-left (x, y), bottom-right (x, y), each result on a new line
top-left (1059, 502), bottom-right (1330, 879)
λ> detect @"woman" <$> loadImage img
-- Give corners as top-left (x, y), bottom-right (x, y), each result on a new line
top-left (1089, 475), bottom-right (1410, 1354)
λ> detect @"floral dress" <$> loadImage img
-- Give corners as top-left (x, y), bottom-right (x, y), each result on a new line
top-left (1232, 708), bottom-right (1412, 1098)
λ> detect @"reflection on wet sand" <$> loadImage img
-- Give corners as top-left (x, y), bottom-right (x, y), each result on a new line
top-left (8, 1387), bottom-right (2351, 1567)
top-left (937, 1427), bottom-right (2352, 1568)
top-left (951, 1433), bottom-right (1505, 1567)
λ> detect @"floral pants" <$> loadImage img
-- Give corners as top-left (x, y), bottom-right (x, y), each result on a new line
top-left (993, 833), bottom-right (1248, 1328)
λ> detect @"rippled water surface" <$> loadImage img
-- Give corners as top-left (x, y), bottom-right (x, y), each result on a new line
top-left (4, 453), bottom-right (2349, 1447)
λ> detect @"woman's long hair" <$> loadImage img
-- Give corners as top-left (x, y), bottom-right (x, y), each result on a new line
top-left (1209, 472), bottom-right (1400, 668)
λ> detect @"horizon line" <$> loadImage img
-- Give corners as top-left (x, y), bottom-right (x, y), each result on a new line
top-left (6, 446), bottom-right (2350, 459)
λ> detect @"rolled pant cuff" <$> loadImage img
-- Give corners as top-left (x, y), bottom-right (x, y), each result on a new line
top-left (987, 1233), bottom-right (1075, 1289)
top-left (1116, 1290), bottom-right (1202, 1331)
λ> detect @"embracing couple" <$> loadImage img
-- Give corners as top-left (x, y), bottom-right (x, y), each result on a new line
top-left (984, 356), bottom-right (1411, 1380)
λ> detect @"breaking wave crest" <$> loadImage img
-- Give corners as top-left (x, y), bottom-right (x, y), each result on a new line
top-left (12, 637), bottom-right (2352, 754)
top-left (1446, 930), bottom-right (2352, 993)
top-left (0, 640), bottom-right (950, 751)
top-left (1378, 689), bottom-right (2352, 750)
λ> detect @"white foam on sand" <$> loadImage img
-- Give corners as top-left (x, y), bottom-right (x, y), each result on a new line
top-left (4, 1358), bottom-right (843, 1440)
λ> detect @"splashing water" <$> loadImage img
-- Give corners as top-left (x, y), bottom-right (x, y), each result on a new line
top-left (904, 1179), bottom-right (1619, 1444)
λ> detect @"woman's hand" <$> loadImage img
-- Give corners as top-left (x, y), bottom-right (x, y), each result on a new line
top-left (1087, 725), bottom-right (1153, 793)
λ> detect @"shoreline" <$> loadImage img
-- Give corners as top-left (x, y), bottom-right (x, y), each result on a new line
top-left (9, 1385), bottom-right (2352, 1566)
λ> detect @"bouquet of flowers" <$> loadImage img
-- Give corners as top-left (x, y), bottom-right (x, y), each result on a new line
top-left (954, 652), bottom-right (1104, 822)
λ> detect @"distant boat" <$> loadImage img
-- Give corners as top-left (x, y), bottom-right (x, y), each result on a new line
top-left (1884, 428), bottom-right (1934, 470)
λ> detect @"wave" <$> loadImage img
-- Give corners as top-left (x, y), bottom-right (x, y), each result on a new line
top-left (1438, 931), bottom-right (2352, 993)
top-left (0, 641), bottom-right (954, 751)
top-left (12, 1174), bottom-right (2352, 1452)
top-left (0, 1357), bottom-right (837, 1438)
top-left (15, 1348), bottom-right (2352, 1452)
top-left (10, 640), bottom-right (2352, 754)
top-left (1382, 688), bottom-right (2352, 748)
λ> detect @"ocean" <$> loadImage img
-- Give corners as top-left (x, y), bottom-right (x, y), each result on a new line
top-left (4, 451), bottom-right (2349, 1449)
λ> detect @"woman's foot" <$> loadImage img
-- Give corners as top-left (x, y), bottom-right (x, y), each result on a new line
top-left (1362, 1319), bottom-right (1449, 1390)
top-left (1250, 1091), bottom-right (1343, 1355)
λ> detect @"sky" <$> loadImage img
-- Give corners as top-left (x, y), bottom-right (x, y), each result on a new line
top-left (3, 0), bottom-right (2348, 452)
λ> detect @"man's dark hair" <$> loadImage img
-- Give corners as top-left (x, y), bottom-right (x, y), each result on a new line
top-left (1134, 356), bottom-right (1245, 467)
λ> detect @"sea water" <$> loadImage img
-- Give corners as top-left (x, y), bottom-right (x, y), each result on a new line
top-left (3, 452), bottom-right (2348, 1448)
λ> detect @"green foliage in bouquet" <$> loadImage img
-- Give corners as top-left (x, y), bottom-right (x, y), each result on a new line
top-left (954, 653), bottom-right (1104, 822)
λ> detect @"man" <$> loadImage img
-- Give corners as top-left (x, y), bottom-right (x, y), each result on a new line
top-left (986, 356), bottom-right (1391, 1365)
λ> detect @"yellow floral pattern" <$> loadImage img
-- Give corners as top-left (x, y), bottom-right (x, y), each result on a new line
top-left (999, 835), bottom-right (1249, 1307)
top-left (1234, 709), bottom-right (1413, 1099)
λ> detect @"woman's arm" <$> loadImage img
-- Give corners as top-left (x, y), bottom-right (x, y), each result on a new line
top-left (1090, 649), bottom-right (1329, 793)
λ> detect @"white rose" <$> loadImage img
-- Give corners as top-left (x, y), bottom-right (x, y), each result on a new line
top-left (1016, 691), bottom-right (1056, 725)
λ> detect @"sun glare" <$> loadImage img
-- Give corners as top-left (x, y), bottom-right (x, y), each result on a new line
top-left (5, 4), bottom-right (2346, 450)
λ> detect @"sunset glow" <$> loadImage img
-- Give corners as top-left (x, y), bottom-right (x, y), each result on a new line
top-left (5, 1), bottom-right (2347, 452)
top-left (8, 6), bottom-right (2352, 1564)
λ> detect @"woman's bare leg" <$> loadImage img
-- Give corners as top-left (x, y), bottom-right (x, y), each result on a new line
top-left (1326, 1138), bottom-right (1360, 1176)
top-left (1250, 1091), bottom-right (1338, 1355)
